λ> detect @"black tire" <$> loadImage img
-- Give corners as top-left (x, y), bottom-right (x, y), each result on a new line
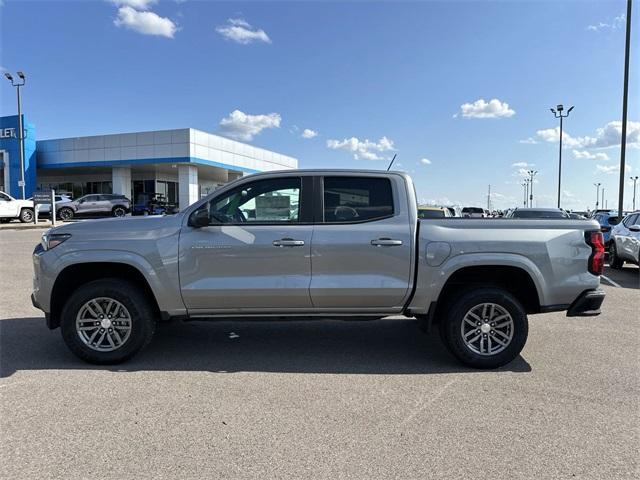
top-left (112, 205), bottom-right (127, 217)
top-left (60, 279), bottom-right (157, 364)
top-left (58, 207), bottom-right (74, 221)
top-left (609, 241), bottom-right (624, 269)
top-left (19, 208), bottom-right (34, 223)
top-left (439, 287), bottom-right (528, 369)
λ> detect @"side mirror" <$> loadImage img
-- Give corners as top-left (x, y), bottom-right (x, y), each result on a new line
top-left (188, 207), bottom-right (210, 228)
top-left (629, 225), bottom-right (640, 232)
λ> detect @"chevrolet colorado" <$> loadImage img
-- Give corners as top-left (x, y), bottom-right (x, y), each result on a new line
top-left (32, 170), bottom-right (606, 368)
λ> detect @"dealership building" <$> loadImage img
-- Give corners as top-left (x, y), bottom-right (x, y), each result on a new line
top-left (0, 114), bottom-right (297, 209)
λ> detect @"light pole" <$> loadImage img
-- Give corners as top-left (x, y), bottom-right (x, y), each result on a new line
top-left (617, 0), bottom-right (633, 222)
top-left (602, 188), bottom-right (605, 211)
top-left (521, 181), bottom-right (528, 207)
top-left (4, 71), bottom-right (27, 199)
top-left (594, 182), bottom-right (601, 210)
top-left (631, 176), bottom-right (639, 211)
top-left (528, 170), bottom-right (538, 207)
top-left (550, 104), bottom-right (574, 208)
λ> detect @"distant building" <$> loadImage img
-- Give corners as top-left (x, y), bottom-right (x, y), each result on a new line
top-left (0, 115), bottom-right (297, 209)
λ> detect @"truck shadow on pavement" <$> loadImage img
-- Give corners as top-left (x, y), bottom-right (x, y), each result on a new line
top-left (0, 317), bottom-right (532, 378)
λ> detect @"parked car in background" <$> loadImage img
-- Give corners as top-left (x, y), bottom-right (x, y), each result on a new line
top-left (132, 193), bottom-right (176, 216)
top-left (0, 191), bottom-right (35, 223)
top-left (506, 208), bottom-right (570, 219)
top-left (461, 207), bottom-right (486, 218)
top-left (592, 211), bottom-right (627, 245)
top-left (28, 194), bottom-right (73, 219)
top-left (609, 211), bottom-right (640, 268)
top-left (445, 206), bottom-right (462, 217)
top-left (418, 206), bottom-right (452, 219)
top-left (57, 194), bottom-right (131, 220)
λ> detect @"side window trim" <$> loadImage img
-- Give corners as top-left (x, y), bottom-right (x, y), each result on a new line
top-left (319, 175), bottom-right (396, 225)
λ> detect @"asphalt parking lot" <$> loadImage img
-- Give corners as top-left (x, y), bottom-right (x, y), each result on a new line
top-left (1, 228), bottom-right (638, 480)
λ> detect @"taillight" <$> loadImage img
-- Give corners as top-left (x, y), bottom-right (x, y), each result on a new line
top-left (586, 231), bottom-right (605, 276)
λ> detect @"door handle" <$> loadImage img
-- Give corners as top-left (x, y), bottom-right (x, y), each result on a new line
top-left (371, 238), bottom-right (403, 247)
top-left (273, 238), bottom-right (305, 247)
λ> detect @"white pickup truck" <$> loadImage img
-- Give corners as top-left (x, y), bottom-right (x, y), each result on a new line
top-left (32, 170), bottom-right (606, 368)
top-left (0, 191), bottom-right (35, 223)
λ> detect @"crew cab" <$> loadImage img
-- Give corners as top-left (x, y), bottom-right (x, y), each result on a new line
top-left (31, 170), bottom-right (606, 368)
top-left (0, 190), bottom-right (35, 223)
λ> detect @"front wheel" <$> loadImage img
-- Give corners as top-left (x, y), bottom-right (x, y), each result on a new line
top-left (58, 207), bottom-right (74, 221)
top-left (439, 287), bottom-right (528, 369)
top-left (609, 241), bottom-right (624, 269)
top-left (19, 208), bottom-right (34, 223)
top-left (60, 279), bottom-right (157, 364)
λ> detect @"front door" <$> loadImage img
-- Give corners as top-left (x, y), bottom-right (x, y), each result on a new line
top-left (310, 175), bottom-right (413, 309)
top-left (179, 175), bottom-right (313, 313)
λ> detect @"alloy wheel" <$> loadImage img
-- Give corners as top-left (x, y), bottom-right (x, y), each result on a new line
top-left (460, 303), bottom-right (514, 356)
top-left (75, 297), bottom-right (132, 352)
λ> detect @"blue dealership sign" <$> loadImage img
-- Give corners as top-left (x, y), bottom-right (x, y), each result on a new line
top-left (0, 115), bottom-right (36, 198)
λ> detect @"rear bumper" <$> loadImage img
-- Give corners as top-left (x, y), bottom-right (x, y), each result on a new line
top-left (567, 289), bottom-right (605, 317)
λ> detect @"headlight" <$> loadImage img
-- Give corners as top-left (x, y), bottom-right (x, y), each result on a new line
top-left (41, 232), bottom-right (71, 251)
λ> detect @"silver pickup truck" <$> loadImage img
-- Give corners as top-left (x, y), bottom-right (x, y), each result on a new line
top-left (32, 170), bottom-right (605, 368)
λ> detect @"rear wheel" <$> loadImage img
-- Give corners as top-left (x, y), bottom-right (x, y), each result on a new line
top-left (439, 287), bottom-right (528, 369)
top-left (60, 279), bottom-right (157, 364)
top-left (609, 241), bottom-right (624, 269)
top-left (112, 205), bottom-right (127, 217)
top-left (19, 208), bottom-right (34, 223)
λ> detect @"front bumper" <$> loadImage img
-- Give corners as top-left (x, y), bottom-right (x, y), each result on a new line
top-left (567, 289), bottom-right (606, 317)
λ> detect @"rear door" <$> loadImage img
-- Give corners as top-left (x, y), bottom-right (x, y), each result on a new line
top-left (76, 195), bottom-right (100, 214)
top-left (309, 174), bottom-right (413, 310)
top-left (179, 175), bottom-right (314, 313)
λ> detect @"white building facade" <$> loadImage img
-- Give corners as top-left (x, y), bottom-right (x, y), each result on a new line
top-left (34, 127), bottom-right (297, 209)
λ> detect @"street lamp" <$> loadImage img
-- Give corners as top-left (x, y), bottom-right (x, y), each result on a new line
top-left (527, 170), bottom-right (538, 207)
top-left (550, 104), bottom-right (574, 209)
top-left (631, 176), bottom-right (639, 211)
top-left (4, 71), bottom-right (27, 199)
top-left (521, 181), bottom-right (528, 207)
top-left (594, 182), bottom-right (601, 210)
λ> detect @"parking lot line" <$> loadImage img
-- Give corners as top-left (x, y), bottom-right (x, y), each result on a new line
top-left (601, 275), bottom-right (622, 288)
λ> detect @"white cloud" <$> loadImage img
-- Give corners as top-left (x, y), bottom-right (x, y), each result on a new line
top-left (110, 0), bottom-right (156, 10)
top-left (218, 109), bottom-right (281, 141)
top-left (535, 121), bottom-right (640, 150)
top-left (596, 164), bottom-right (619, 175)
top-left (216, 18), bottom-right (271, 44)
top-left (587, 14), bottom-right (625, 32)
top-left (511, 162), bottom-right (534, 168)
top-left (420, 158), bottom-right (432, 165)
top-left (301, 128), bottom-right (318, 139)
top-left (326, 136), bottom-right (395, 160)
top-left (519, 137), bottom-right (538, 144)
top-left (458, 98), bottom-right (515, 119)
top-left (114, 6), bottom-right (177, 38)
top-left (572, 150), bottom-right (610, 161)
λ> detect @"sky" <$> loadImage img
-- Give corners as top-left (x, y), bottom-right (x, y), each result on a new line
top-left (1, 0), bottom-right (639, 210)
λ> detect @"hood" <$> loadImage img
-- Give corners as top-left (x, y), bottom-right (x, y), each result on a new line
top-left (51, 213), bottom-right (185, 239)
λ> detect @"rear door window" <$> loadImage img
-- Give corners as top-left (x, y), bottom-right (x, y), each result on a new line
top-left (322, 176), bottom-right (394, 223)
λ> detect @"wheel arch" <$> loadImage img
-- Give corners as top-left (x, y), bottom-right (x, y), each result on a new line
top-left (435, 264), bottom-right (541, 316)
top-left (49, 262), bottom-right (161, 329)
